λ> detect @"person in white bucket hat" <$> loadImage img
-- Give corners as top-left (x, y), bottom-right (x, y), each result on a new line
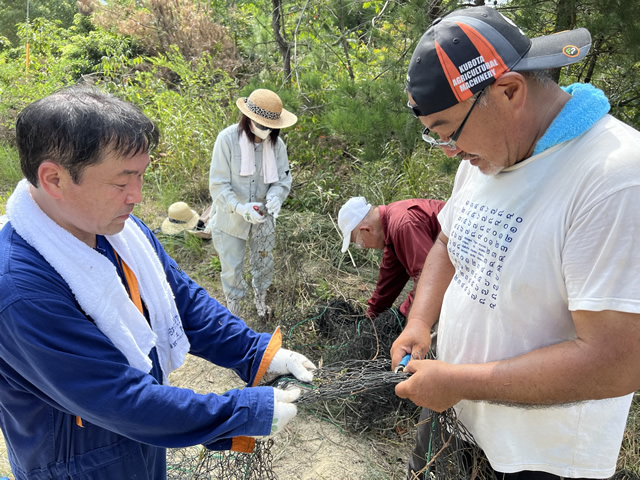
top-left (209, 88), bottom-right (298, 320)
top-left (339, 197), bottom-right (444, 321)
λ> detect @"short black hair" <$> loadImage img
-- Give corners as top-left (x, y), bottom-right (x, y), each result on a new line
top-left (16, 85), bottom-right (160, 186)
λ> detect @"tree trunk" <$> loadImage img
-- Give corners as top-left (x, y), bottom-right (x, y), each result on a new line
top-left (272, 0), bottom-right (292, 84)
top-left (338, 0), bottom-right (355, 81)
top-left (583, 33), bottom-right (602, 85)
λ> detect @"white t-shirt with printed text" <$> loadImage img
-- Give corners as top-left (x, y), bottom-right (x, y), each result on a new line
top-left (438, 114), bottom-right (640, 478)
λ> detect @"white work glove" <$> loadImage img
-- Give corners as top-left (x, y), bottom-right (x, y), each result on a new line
top-left (235, 202), bottom-right (267, 224)
top-left (264, 348), bottom-right (316, 384)
top-left (265, 196), bottom-right (282, 219)
top-left (266, 387), bottom-right (301, 436)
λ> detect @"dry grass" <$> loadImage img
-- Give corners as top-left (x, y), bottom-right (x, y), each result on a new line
top-left (616, 394), bottom-right (640, 478)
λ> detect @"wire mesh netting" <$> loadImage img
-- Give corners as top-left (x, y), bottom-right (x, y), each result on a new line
top-left (269, 357), bottom-right (415, 435)
top-left (163, 357), bottom-right (411, 480)
top-left (219, 217), bottom-right (277, 321)
top-left (279, 299), bottom-right (421, 436)
top-left (164, 356), bottom-right (495, 480)
top-left (285, 298), bottom-right (405, 363)
top-left (167, 439), bottom-right (277, 480)
top-left (161, 296), bottom-right (490, 480)
top-left (408, 408), bottom-right (496, 480)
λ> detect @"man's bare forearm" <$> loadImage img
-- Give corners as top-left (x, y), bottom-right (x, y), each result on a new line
top-left (398, 309), bottom-right (640, 411)
top-left (406, 232), bottom-right (454, 331)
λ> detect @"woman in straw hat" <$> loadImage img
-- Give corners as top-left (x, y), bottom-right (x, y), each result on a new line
top-left (209, 88), bottom-right (297, 320)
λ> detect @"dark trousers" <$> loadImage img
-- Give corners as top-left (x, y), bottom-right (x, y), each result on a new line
top-left (407, 407), bottom-right (603, 480)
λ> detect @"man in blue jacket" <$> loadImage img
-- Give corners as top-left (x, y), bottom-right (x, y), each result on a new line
top-left (0, 85), bottom-right (315, 479)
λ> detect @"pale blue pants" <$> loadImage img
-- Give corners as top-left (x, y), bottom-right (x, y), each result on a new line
top-left (211, 216), bottom-right (275, 301)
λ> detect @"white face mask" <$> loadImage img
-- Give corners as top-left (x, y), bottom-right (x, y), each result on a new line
top-left (250, 120), bottom-right (272, 140)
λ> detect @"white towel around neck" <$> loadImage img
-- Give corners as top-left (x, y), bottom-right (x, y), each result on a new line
top-left (6, 179), bottom-right (190, 385)
top-left (239, 130), bottom-right (279, 184)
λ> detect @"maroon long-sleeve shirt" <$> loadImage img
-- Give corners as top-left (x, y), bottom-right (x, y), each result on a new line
top-left (367, 199), bottom-right (445, 318)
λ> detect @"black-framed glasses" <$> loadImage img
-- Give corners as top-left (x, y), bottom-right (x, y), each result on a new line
top-left (411, 87), bottom-right (486, 149)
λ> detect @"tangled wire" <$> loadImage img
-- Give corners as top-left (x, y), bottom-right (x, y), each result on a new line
top-left (167, 439), bottom-right (276, 480)
top-left (165, 357), bottom-right (413, 480)
top-left (408, 408), bottom-right (496, 480)
top-left (280, 299), bottom-right (502, 479)
top-left (282, 298), bottom-right (420, 435)
top-left (165, 357), bottom-right (494, 480)
top-left (271, 357), bottom-right (415, 436)
top-left (305, 298), bottom-right (405, 363)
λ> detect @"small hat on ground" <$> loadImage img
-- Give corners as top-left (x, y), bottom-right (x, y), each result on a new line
top-left (406, 6), bottom-right (592, 116)
top-left (236, 89), bottom-right (298, 129)
top-left (338, 197), bottom-right (372, 253)
top-left (161, 202), bottom-right (200, 235)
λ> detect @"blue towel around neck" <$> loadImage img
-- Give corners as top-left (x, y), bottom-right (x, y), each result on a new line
top-left (533, 83), bottom-right (610, 156)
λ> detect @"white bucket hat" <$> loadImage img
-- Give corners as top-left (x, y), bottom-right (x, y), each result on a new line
top-left (338, 197), bottom-right (372, 253)
top-left (161, 202), bottom-right (200, 235)
top-left (236, 89), bottom-right (298, 129)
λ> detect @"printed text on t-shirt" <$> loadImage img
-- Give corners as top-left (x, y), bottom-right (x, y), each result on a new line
top-left (448, 200), bottom-right (523, 308)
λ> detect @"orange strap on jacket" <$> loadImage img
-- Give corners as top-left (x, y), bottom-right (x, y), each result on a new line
top-left (231, 327), bottom-right (282, 451)
top-left (231, 436), bottom-right (256, 453)
top-left (114, 252), bottom-right (144, 315)
top-left (251, 327), bottom-right (281, 387)
top-left (77, 253), bottom-right (144, 428)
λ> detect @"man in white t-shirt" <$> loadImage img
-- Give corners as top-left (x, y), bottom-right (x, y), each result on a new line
top-left (392, 6), bottom-right (640, 480)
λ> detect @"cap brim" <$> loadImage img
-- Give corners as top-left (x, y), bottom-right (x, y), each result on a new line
top-left (236, 98), bottom-right (298, 129)
top-left (514, 28), bottom-right (591, 71)
top-left (341, 232), bottom-right (351, 253)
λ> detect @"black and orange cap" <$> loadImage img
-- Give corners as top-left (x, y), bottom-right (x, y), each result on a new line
top-left (407, 6), bottom-right (591, 116)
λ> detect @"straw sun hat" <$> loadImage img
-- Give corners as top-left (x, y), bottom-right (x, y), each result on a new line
top-left (161, 202), bottom-right (200, 235)
top-left (236, 89), bottom-right (298, 129)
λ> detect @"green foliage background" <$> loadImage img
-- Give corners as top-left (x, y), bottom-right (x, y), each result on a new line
top-left (1, 0), bottom-right (639, 214)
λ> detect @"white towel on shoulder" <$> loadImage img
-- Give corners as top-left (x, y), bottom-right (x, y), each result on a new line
top-left (6, 179), bottom-right (190, 385)
top-left (239, 131), bottom-right (279, 184)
